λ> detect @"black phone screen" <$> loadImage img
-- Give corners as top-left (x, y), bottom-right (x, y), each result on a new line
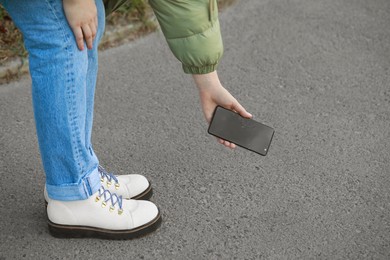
top-left (208, 106), bottom-right (274, 156)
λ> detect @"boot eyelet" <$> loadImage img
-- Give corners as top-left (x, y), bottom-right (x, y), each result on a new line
top-left (109, 206), bottom-right (115, 212)
top-left (118, 209), bottom-right (124, 215)
top-left (107, 181), bottom-right (112, 187)
top-left (95, 196), bottom-right (100, 202)
top-left (101, 202), bottom-right (107, 208)
top-left (115, 183), bottom-right (120, 190)
top-left (100, 178), bottom-right (104, 183)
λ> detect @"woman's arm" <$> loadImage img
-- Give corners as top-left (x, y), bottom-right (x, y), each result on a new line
top-left (149, 0), bottom-right (251, 148)
top-left (193, 71), bottom-right (252, 149)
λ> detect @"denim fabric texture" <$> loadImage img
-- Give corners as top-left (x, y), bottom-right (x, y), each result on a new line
top-left (1, 0), bottom-right (106, 200)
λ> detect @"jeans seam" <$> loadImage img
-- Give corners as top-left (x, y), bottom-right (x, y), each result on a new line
top-left (45, 0), bottom-right (84, 178)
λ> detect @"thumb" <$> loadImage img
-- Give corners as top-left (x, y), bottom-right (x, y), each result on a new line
top-left (231, 101), bottom-right (252, 119)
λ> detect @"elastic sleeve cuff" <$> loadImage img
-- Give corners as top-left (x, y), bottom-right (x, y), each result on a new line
top-left (182, 64), bottom-right (218, 74)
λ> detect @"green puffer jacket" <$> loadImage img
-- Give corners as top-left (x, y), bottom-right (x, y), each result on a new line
top-left (103, 0), bottom-right (223, 74)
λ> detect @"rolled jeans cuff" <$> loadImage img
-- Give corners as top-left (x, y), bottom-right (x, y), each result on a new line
top-left (46, 167), bottom-right (101, 201)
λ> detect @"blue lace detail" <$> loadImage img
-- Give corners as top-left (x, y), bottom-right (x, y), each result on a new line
top-left (98, 165), bottom-right (119, 184)
top-left (98, 186), bottom-right (123, 210)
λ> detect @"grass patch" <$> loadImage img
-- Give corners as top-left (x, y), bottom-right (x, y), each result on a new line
top-left (0, 8), bottom-right (27, 65)
top-left (99, 0), bottom-right (157, 50)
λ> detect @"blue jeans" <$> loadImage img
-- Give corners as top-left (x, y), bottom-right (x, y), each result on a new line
top-left (1, 0), bottom-right (105, 200)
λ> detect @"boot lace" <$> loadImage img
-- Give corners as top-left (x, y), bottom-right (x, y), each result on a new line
top-left (98, 165), bottom-right (120, 189)
top-left (95, 186), bottom-right (124, 215)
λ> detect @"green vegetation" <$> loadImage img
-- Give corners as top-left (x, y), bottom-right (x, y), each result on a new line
top-left (0, 7), bottom-right (27, 65)
top-left (0, 0), bottom-right (235, 82)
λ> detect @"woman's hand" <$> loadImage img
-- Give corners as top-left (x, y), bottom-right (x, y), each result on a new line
top-left (192, 71), bottom-right (252, 149)
top-left (63, 0), bottom-right (98, 51)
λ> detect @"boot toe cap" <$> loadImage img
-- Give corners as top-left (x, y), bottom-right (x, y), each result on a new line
top-left (130, 200), bottom-right (159, 228)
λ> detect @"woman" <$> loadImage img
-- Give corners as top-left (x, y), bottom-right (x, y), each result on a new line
top-left (0, 0), bottom-right (252, 239)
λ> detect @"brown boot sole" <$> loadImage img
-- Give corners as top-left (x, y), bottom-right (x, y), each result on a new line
top-left (48, 211), bottom-right (162, 240)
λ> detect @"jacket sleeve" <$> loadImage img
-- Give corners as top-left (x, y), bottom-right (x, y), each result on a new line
top-left (148, 0), bottom-right (223, 74)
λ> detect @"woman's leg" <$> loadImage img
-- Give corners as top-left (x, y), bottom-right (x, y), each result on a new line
top-left (2, 0), bottom-right (103, 200)
top-left (1, 0), bottom-right (161, 239)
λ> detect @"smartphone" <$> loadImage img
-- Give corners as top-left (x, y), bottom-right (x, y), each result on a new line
top-left (208, 106), bottom-right (274, 156)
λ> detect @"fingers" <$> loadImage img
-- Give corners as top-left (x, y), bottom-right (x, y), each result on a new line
top-left (73, 27), bottom-right (85, 51)
top-left (217, 138), bottom-right (236, 149)
top-left (82, 24), bottom-right (94, 50)
top-left (90, 19), bottom-right (98, 44)
top-left (72, 24), bottom-right (96, 51)
top-left (231, 101), bottom-right (253, 119)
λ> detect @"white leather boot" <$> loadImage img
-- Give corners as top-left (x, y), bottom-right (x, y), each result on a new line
top-left (47, 187), bottom-right (161, 239)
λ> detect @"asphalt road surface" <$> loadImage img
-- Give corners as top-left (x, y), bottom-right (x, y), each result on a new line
top-left (0, 0), bottom-right (389, 259)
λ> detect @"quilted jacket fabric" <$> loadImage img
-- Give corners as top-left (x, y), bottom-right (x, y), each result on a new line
top-left (103, 0), bottom-right (223, 74)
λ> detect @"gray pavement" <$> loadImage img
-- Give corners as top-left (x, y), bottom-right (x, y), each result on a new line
top-left (1, 0), bottom-right (389, 259)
